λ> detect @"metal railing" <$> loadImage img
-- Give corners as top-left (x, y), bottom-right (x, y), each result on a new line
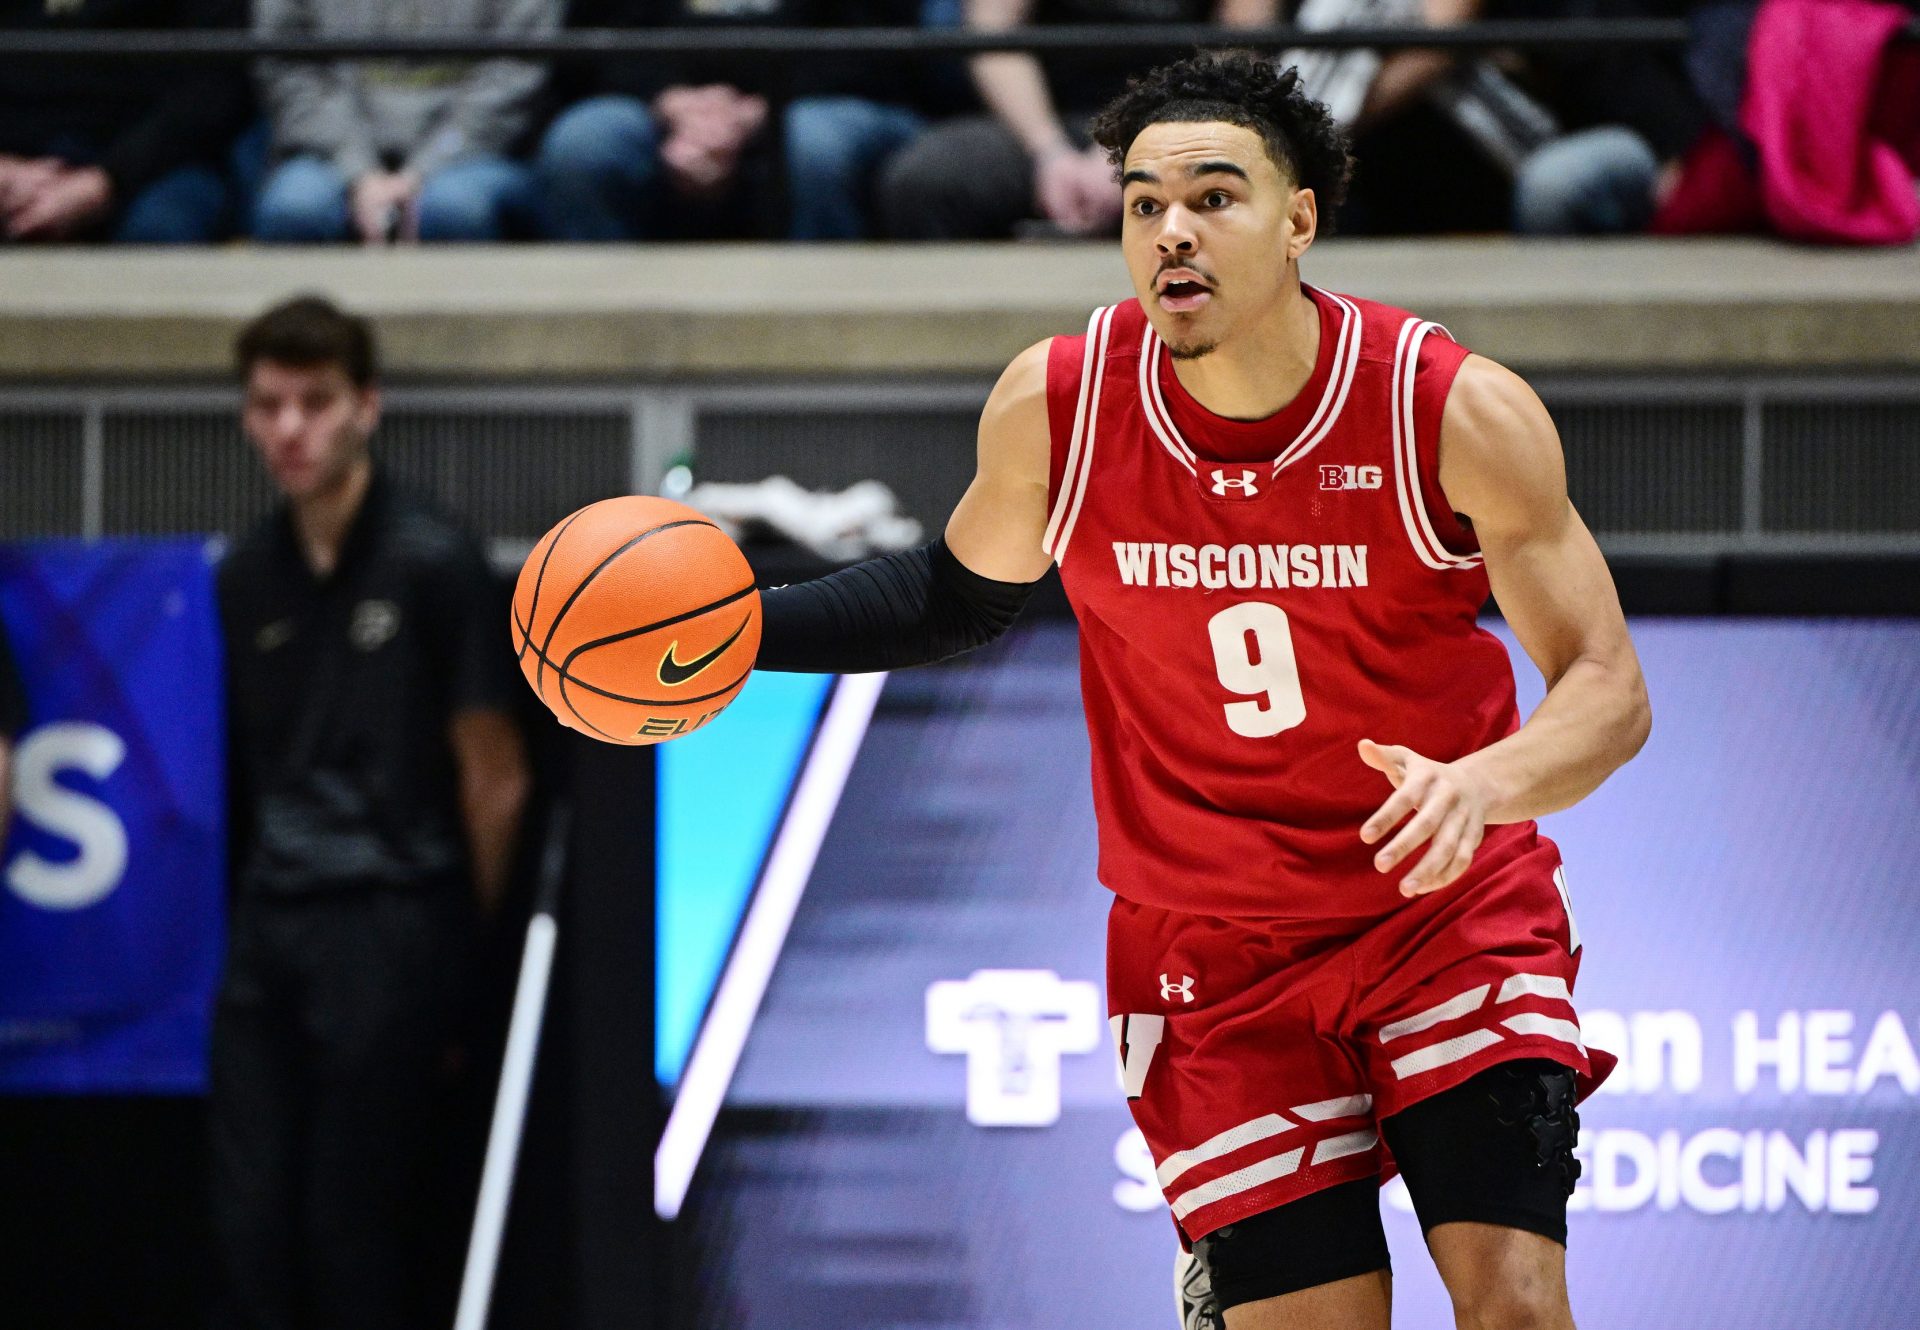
top-left (0, 20), bottom-right (1914, 62)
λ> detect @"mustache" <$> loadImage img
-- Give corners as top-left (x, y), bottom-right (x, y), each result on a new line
top-left (1154, 261), bottom-right (1216, 290)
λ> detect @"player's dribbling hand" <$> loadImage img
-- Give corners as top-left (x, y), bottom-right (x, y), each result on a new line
top-left (1357, 738), bottom-right (1494, 897)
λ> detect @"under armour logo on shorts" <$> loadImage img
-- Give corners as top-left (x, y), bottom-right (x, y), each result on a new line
top-left (1161, 973), bottom-right (1196, 1003)
top-left (1208, 469), bottom-right (1259, 499)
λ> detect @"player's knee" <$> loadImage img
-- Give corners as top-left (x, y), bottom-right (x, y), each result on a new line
top-left (1440, 1241), bottom-right (1571, 1330)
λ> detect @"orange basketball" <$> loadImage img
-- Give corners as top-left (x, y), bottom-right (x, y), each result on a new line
top-left (511, 495), bottom-right (761, 746)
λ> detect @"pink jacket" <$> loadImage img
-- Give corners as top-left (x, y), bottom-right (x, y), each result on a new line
top-left (1654, 0), bottom-right (1920, 245)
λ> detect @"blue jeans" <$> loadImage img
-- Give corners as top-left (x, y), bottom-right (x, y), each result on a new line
top-left (1513, 127), bottom-right (1660, 235)
top-left (115, 165), bottom-right (232, 243)
top-left (536, 93), bottom-right (925, 240)
top-left (253, 153), bottom-right (540, 242)
top-left (784, 97), bottom-right (925, 240)
top-left (535, 95), bottom-right (661, 241)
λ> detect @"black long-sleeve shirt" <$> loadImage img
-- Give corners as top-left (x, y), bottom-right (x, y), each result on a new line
top-left (1494, 0), bottom-right (1710, 161)
top-left (0, 0), bottom-right (252, 203)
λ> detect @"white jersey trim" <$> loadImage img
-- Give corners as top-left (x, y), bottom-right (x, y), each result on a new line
top-left (1137, 322), bottom-right (1198, 475)
top-left (1044, 304), bottom-right (1116, 566)
top-left (1136, 287), bottom-right (1359, 480)
top-left (1272, 289), bottom-right (1363, 474)
top-left (1390, 318), bottom-right (1484, 572)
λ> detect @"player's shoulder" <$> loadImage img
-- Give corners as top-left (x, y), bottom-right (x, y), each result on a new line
top-left (380, 481), bottom-right (467, 546)
top-left (1443, 352), bottom-right (1553, 445)
top-left (1325, 288), bottom-right (1472, 372)
top-left (1043, 299), bottom-right (1151, 380)
top-left (378, 483), bottom-right (493, 581)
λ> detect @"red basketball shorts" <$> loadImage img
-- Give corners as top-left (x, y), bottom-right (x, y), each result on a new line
top-left (1106, 829), bottom-right (1612, 1242)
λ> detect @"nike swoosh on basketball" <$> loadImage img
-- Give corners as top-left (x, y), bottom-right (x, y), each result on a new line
top-left (657, 617), bottom-right (749, 686)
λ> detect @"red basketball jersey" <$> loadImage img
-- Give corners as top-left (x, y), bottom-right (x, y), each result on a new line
top-left (1043, 287), bottom-right (1549, 922)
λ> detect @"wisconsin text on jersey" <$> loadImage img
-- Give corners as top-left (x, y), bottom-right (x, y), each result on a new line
top-left (1111, 541), bottom-right (1369, 590)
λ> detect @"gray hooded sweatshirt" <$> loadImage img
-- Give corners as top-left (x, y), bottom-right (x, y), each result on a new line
top-left (255, 0), bottom-right (559, 181)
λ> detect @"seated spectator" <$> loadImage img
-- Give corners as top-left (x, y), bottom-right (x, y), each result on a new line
top-left (1280, 0), bottom-right (1707, 236)
top-left (253, 0), bottom-right (557, 244)
top-left (0, 0), bottom-right (250, 244)
top-left (1278, 0), bottom-right (1526, 234)
top-left (538, 0), bottom-right (965, 241)
top-left (1498, 0), bottom-right (1708, 235)
top-left (875, 0), bottom-right (1277, 240)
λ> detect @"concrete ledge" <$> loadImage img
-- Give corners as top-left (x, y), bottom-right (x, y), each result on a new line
top-left (0, 238), bottom-right (1915, 380)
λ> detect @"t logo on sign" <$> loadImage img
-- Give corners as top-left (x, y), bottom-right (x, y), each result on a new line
top-left (926, 969), bottom-right (1101, 1126)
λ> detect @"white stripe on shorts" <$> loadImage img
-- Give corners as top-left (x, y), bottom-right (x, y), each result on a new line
top-left (1312, 1130), bottom-right (1380, 1167)
top-left (1389, 1027), bottom-right (1504, 1080)
top-left (1501, 1013), bottom-right (1586, 1052)
top-left (1498, 973), bottom-right (1572, 1005)
top-left (1169, 1147), bottom-right (1306, 1222)
top-left (1291, 1094), bottom-right (1374, 1122)
top-left (1157, 1113), bottom-right (1294, 1189)
top-left (1377, 984), bottom-right (1491, 1044)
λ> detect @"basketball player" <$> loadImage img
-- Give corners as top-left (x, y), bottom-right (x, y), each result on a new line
top-left (745, 52), bottom-right (1649, 1329)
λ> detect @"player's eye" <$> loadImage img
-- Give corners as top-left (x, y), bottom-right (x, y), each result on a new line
top-left (1203, 190), bottom-right (1232, 208)
top-left (1130, 197), bottom-right (1161, 218)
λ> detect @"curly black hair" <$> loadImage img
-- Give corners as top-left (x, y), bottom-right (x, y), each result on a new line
top-left (1088, 51), bottom-right (1353, 215)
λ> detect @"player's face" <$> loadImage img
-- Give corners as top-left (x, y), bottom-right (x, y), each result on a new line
top-left (1119, 121), bottom-right (1317, 359)
top-left (242, 360), bottom-right (379, 502)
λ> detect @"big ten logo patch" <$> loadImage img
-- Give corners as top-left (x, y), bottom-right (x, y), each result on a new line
top-left (1320, 465), bottom-right (1383, 491)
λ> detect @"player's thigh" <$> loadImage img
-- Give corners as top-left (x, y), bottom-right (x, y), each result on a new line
top-left (1380, 1057), bottom-right (1581, 1243)
top-left (1196, 1176), bottom-right (1392, 1328)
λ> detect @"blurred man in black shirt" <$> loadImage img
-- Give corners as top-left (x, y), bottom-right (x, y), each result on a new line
top-left (211, 296), bottom-right (529, 1330)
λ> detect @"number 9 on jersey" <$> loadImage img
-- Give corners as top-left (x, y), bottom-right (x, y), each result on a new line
top-left (1207, 602), bottom-right (1307, 738)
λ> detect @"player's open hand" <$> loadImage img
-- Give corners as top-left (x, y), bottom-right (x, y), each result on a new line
top-left (1357, 738), bottom-right (1494, 897)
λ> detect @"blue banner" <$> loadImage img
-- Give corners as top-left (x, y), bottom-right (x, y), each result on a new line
top-left (0, 540), bottom-right (226, 1094)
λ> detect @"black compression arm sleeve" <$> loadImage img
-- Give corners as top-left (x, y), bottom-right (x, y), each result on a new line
top-left (755, 539), bottom-right (1040, 673)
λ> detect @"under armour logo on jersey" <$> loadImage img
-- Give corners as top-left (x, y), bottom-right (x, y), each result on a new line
top-left (1209, 469), bottom-right (1260, 498)
top-left (1160, 973), bottom-right (1196, 1003)
top-left (1320, 464), bottom-right (1384, 491)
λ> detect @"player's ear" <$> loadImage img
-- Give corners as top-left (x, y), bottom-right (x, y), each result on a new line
top-left (1286, 186), bottom-right (1318, 260)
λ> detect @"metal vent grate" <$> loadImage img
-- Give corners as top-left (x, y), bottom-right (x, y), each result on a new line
top-left (4, 378), bottom-right (1917, 556)
top-left (1762, 402), bottom-right (1920, 534)
top-left (103, 410), bottom-right (275, 537)
top-left (0, 412), bottom-right (84, 539)
top-left (1547, 400), bottom-right (1744, 535)
top-left (377, 410), bottom-right (631, 538)
top-left (93, 406), bottom-right (631, 541)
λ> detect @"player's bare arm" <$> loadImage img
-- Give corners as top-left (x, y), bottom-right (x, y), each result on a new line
top-left (1361, 354), bottom-right (1652, 895)
top-left (743, 342), bottom-right (1055, 676)
top-left (945, 339), bottom-right (1056, 584)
